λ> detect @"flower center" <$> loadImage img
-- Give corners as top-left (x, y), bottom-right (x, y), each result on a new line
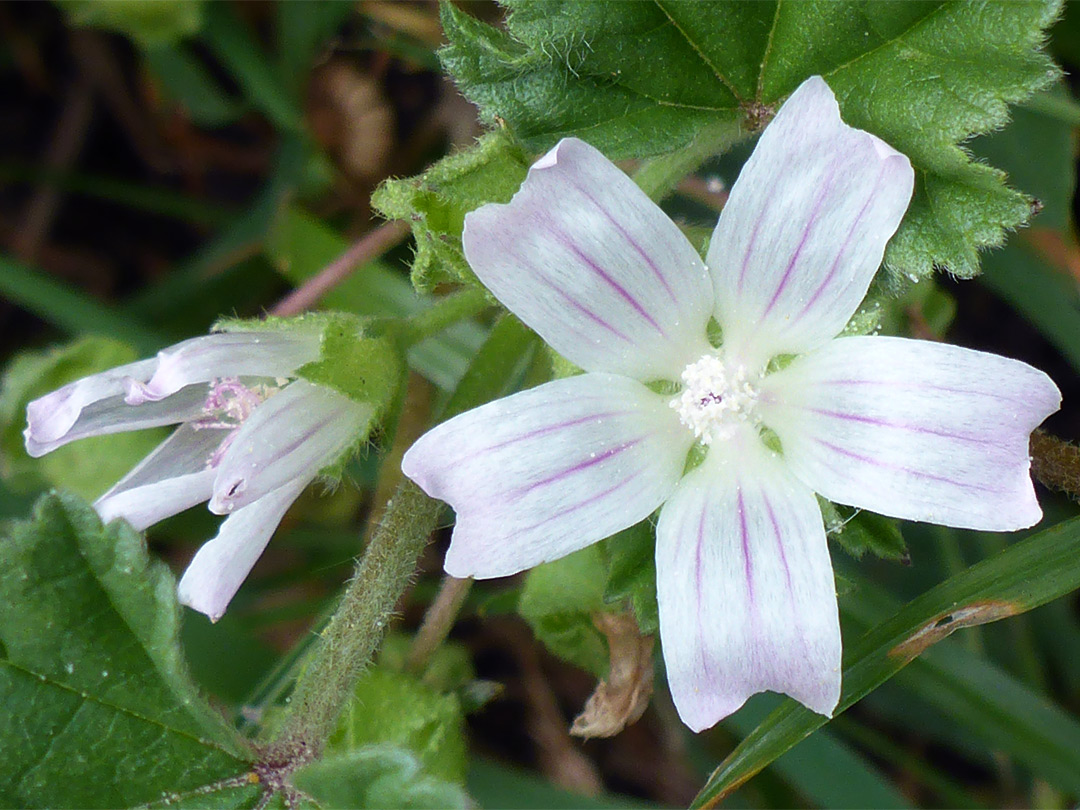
top-left (671, 354), bottom-right (761, 444)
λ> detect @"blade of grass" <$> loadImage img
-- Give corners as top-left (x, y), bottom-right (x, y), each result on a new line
top-left (200, 2), bottom-right (303, 133)
top-left (0, 253), bottom-right (165, 354)
top-left (691, 515), bottom-right (1080, 808)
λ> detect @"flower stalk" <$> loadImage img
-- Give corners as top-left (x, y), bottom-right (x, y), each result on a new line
top-left (271, 479), bottom-right (442, 755)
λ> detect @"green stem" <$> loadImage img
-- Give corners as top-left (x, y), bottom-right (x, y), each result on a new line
top-left (269, 480), bottom-right (442, 758)
top-left (632, 117), bottom-right (747, 202)
top-left (401, 286), bottom-right (491, 346)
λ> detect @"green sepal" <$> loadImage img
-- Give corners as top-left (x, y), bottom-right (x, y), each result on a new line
top-left (371, 129), bottom-right (530, 291)
top-left (0, 337), bottom-right (164, 500)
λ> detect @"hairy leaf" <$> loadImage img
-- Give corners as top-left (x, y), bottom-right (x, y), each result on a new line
top-left (0, 493), bottom-right (257, 808)
top-left (442, 0), bottom-right (1062, 280)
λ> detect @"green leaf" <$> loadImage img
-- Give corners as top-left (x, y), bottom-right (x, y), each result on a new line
top-left (371, 130), bottom-right (530, 290)
top-left (58, 0), bottom-right (204, 47)
top-left (326, 667), bottom-right (468, 784)
top-left (441, 0), bottom-right (1062, 280)
top-left (517, 544), bottom-right (610, 677)
top-left (292, 745), bottom-right (469, 810)
top-left (0, 493), bottom-right (257, 808)
top-left (599, 522), bottom-right (659, 635)
top-left (0, 337), bottom-right (164, 500)
top-left (690, 514), bottom-right (1080, 808)
top-left (969, 84), bottom-right (1077, 233)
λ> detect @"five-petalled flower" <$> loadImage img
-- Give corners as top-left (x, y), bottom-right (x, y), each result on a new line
top-left (401, 77), bottom-right (1061, 731)
top-left (24, 328), bottom-right (374, 622)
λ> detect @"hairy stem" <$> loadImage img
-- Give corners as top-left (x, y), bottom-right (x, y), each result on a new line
top-left (632, 117), bottom-right (747, 202)
top-left (270, 480), bottom-right (441, 757)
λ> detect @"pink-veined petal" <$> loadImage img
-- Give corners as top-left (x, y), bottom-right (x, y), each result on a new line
top-left (656, 433), bottom-right (840, 731)
top-left (124, 331), bottom-right (321, 404)
top-left (24, 358), bottom-right (156, 448)
top-left (402, 373), bottom-right (693, 578)
top-left (177, 479), bottom-right (307, 622)
top-left (707, 76), bottom-right (913, 366)
top-left (209, 380), bottom-right (373, 514)
top-left (464, 138), bottom-right (714, 382)
top-left (94, 424), bottom-right (227, 530)
top-left (24, 384), bottom-right (209, 458)
top-left (760, 336), bottom-right (1061, 531)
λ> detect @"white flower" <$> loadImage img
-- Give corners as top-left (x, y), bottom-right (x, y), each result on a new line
top-left (401, 77), bottom-right (1061, 731)
top-left (25, 329), bottom-right (374, 621)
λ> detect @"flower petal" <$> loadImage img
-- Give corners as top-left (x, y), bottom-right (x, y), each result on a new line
top-left (124, 331), bottom-right (321, 404)
top-left (24, 358), bottom-right (156, 448)
top-left (402, 373), bottom-right (693, 578)
top-left (464, 138), bottom-right (714, 382)
top-left (177, 479), bottom-right (307, 622)
top-left (707, 76), bottom-right (914, 365)
top-left (209, 380), bottom-right (373, 514)
top-left (94, 424), bottom-right (226, 530)
top-left (760, 336), bottom-right (1061, 531)
top-left (656, 436), bottom-right (841, 731)
top-left (24, 384), bottom-right (209, 457)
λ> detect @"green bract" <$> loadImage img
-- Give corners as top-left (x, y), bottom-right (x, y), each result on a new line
top-left (372, 130), bottom-right (530, 290)
top-left (441, 0), bottom-right (1062, 280)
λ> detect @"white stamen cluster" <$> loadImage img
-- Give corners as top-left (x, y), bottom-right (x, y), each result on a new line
top-left (671, 354), bottom-right (761, 444)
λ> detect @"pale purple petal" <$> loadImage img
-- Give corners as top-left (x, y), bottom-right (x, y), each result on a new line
top-left (464, 138), bottom-right (714, 382)
top-left (24, 384), bottom-right (209, 458)
top-left (209, 380), bottom-right (374, 514)
top-left (24, 358), bottom-right (156, 449)
top-left (402, 373), bottom-right (693, 578)
top-left (760, 336), bottom-right (1061, 531)
top-left (124, 331), bottom-right (322, 404)
top-left (707, 76), bottom-right (914, 366)
top-left (656, 434), bottom-right (841, 731)
top-left (94, 424), bottom-right (227, 530)
top-left (177, 479), bottom-right (307, 622)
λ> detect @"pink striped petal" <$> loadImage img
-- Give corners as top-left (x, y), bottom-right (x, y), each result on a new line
top-left (759, 336), bottom-right (1061, 531)
top-left (94, 424), bottom-right (226, 530)
top-left (464, 138), bottom-right (714, 382)
top-left (402, 373), bottom-right (693, 578)
top-left (177, 479), bottom-right (307, 622)
top-left (656, 434), bottom-right (841, 731)
top-left (210, 380), bottom-right (373, 514)
top-left (123, 331), bottom-right (321, 404)
top-left (25, 384), bottom-right (208, 458)
top-left (707, 76), bottom-right (913, 366)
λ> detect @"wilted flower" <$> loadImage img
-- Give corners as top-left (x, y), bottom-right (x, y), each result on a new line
top-left (25, 329), bottom-right (374, 621)
top-left (401, 77), bottom-right (1061, 731)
